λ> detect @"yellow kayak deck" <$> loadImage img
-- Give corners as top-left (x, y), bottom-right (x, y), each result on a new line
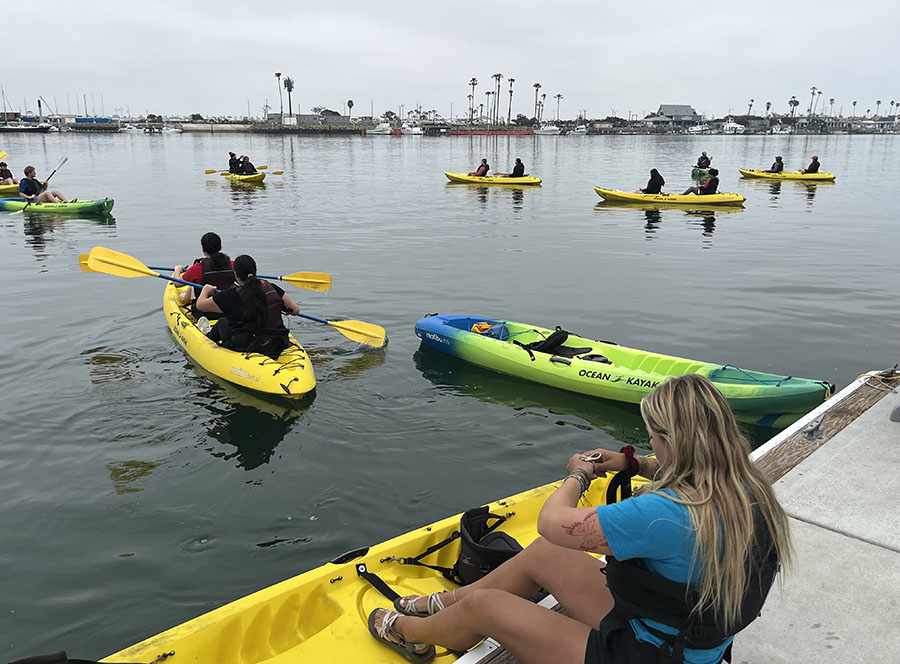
top-left (105, 472), bottom-right (643, 663)
top-left (445, 172), bottom-right (542, 185)
top-left (594, 187), bottom-right (745, 206)
top-left (225, 172), bottom-right (266, 183)
top-left (738, 169), bottom-right (836, 181)
top-left (163, 282), bottom-right (315, 397)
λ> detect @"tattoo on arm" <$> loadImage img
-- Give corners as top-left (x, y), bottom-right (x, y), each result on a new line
top-left (638, 455), bottom-right (658, 478)
top-left (561, 510), bottom-right (609, 551)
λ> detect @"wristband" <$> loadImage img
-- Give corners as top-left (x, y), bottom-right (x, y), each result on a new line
top-left (619, 445), bottom-right (639, 476)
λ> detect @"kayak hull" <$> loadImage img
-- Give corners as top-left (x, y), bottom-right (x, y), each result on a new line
top-left (738, 168), bottom-right (836, 181)
top-left (594, 187), bottom-right (745, 206)
top-left (0, 197), bottom-right (114, 214)
top-left (103, 472), bottom-right (642, 663)
top-left (415, 315), bottom-right (832, 427)
top-left (445, 171), bottom-right (542, 185)
top-left (224, 172), bottom-right (266, 183)
top-left (163, 282), bottom-right (315, 397)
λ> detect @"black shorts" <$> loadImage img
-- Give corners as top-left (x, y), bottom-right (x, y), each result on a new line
top-left (585, 614), bottom-right (662, 664)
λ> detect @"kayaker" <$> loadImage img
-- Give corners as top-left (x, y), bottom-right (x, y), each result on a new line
top-left (18, 165), bottom-right (70, 203)
top-left (681, 168), bottom-right (719, 195)
top-left (239, 156), bottom-right (258, 174)
top-left (696, 151), bottom-right (711, 168)
top-left (764, 156), bottom-right (784, 173)
top-left (228, 152), bottom-right (240, 173)
top-left (369, 374), bottom-right (790, 664)
top-left (173, 232), bottom-right (235, 314)
top-left (468, 159), bottom-right (489, 177)
top-left (0, 161), bottom-right (19, 185)
top-left (505, 158), bottom-right (525, 178)
top-left (800, 155), bottom-right (820, 174)
top-left (195, 254), bottom-right (300, 358)
top-left (635, 168), bottom-right (665, 194)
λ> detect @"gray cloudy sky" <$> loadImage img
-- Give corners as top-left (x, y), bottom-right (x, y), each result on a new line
top-left (6, 0), bottom-right (897, 120)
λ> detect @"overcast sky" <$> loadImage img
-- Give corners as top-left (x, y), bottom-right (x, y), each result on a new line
top-left (5, 0), bottom-right (898, 121)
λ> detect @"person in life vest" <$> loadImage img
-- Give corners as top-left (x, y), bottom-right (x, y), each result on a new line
top-left (367, 374), bottom-right (790, 664)
top-left (228, 152), bottom-right (240, 173)
top-left (635, 168), bottom-right (665, 194)
top-left (696, 151), bottom-right (711, 168)
top-left (505, 158), bottom-right (525, 178)
top-left (764, 156), bottom-right (784, 173)
top-left (196, 254), bottom-right (300, 358)
top-left (800, 155), bottom-right (820, 174)
top-left (0, 161), bottom-right (19, 185)
top-left (18, 165), bottom-right (70, 203)
top-left (173, 232), bottom-right (235, 316)
top-left (681, 168), bottom-right (719, 196)
top-left (468, 158), bottom-right (490, 177)
top-left (239, 155), bottom-right (257, 174)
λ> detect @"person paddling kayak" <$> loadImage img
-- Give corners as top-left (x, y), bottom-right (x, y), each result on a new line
top-left (800, 155), bottom-right (820, 174)
top-left (173, 232), bottom-right (235, 316)
top-left (468, 158), bottom-right (489, 177)
top-left (228, 152), bottom-right (240, 173)
top-left (239, 155), bottom-right (258, 174)
top-left (634, 168), bottom-right (665, 194)
top-left (682, 168), bottom-right (719, 195)
top-left (764, 156), bottom-right (784, 173)
top-left (504, 158), bottom-right (525, 178)
top-left (696, 151), bottom-right (711, 168)
top-left (18, 165), bottom-right (71, 203)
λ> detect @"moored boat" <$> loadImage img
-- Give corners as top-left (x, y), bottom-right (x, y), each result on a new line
top-left (534, 123), bottom-right (561, 135)
top-left (415, 314), bottom-right (833, 427)
top-left (367, 121), bottom-right (393, 135)
top-left (445, 171), bottom-right (542, 186)
top-left (738, 168), bottom-right (836, 181)
top-left (224, 171), bottom-right (266, 183)
top-left (162, 282), bottom-right (315, 397)
top-left (569, 124), bottom-right (588, 135)
top-left (0, 197), bottom-right (114, 214)
top-left (594, 187), bottom-right (745, 206)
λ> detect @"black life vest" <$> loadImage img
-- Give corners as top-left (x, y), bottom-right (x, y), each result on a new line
top-left (0, 167), bottom-right (13, 180)
top-left (194, 256), bottom-right (235, 294)
top-left (21, 178), bottom-right (42, 196)
top-left (697, 156), bottom-right (710, 168)
top-left (258, 279), bottom-right (286, 329)
top-left (603, 476), bottom-right (778, 663)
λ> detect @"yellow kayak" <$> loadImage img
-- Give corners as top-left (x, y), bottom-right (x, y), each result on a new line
top-left (104, 471), bottom-right (644, 663)
top-left (738, 168), bottom-right (836, 181)
top-left (225, 171), bottom-right (266, 183)
top-left (163, 282), bottom-right (315, 397)
top-left (0, 183), bottom-right (19, 197)
top-left (445, 171), bottom-right (542, 185)
top-left (594, 187), bottom-right (746, 206)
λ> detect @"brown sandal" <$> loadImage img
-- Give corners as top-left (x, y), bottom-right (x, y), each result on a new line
top-left (368, 608), bottom-right (435, 663)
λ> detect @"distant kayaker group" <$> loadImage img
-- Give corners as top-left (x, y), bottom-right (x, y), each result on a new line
top-left (467, 157), bottom-right (527, 178)
top-left (228, 152), bottom-right (258, 174)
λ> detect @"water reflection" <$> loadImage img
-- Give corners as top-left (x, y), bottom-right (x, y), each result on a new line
top-left (106, 460), bottom-right (159, 495)
top-left (595, 202), bottom-right (742, 242)
top-left (445, 183), bottom-right (533, 212)
top-left (21, 213), bottom-right (116, 258)
top-left (303, 344), bottom-right (387, 381)
top-left (643, 209), bottom-right (662, 238)
top-left (82, 346), bottom-right (143, 384)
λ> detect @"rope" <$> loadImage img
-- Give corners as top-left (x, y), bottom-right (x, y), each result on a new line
top-left (707, 364), bottom-right (792, 386)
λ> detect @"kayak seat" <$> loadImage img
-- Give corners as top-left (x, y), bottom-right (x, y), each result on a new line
top-left (550, 346), bottom-right (593, 358)
top-left (580, 354), bottom-right (612, 364)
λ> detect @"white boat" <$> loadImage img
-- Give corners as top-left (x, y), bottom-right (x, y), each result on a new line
top-left (161, 126), bottom-right (183, 134)
top-left (534, 123), bottom-right (561, 135)
top-left (401, 122), bottom-right (424, 135)
top-left (118, 124), bottom-right (142, 133)
top-left (569, 124), bottom-right (588, 135)
top-left (769, 124), bottom-right (793, 135)
top-left (687, 123), bottom-right (711, 134)
top-left (721, 120), bottom-right (746, 134)
top-left (367, 121), bottom-right (393, 135)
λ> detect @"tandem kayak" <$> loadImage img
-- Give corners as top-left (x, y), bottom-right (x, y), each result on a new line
top-left (0, 197), bottom-right (114, 214)
top-left (594, 187), bottom-right (745, 206)
top-left (415, 315), bottom-right (833, 427)
top-left (738, 169), bottom-right (836, 181)
top-left (163, 282), bottom-right (315, 397)
top-left (224, 171), bottom-right (266, 183)
top-left (445, 171), bottom-right (542, 185)
top-left (103, 471), bottom-right (642, 663)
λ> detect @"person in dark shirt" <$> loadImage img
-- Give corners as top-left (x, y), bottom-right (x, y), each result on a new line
top-left (0, 161), bottom-right (19, 185)
top-left (18, 165), bottom-right (70, 203)
top-left (696, 151), bottom-right (711, 168)
top-left (682, 168), bottom-right (719, 195)
top-left (764, 156), bottom-right (784, 173)
top-left (635, 168), bottom-right (665, 194)
top-left (506, 158), bottom-right (525, 178)
top-left (468, 159), bottom-right (489, 177)
top-left (800, 155), bottom-right (820, 174)
top-left (239, 156), bottom-right (257, 174)
top-left (228, 152), bottom-right (240, 173)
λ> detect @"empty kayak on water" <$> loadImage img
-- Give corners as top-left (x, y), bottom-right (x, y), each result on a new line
top-left (445, 171), bottom-right (542, 185)
top-left (0, 197), bottom-right (114, 214)
top-left (415, 315), bottom-right (833, 427)
top-left (163, 282), bottom-right (315, 397)
top-left (224, 171), bottom-right (266, 183)
top-left (738, 168), bottom-right (836, 181)
top-left (102, 471), bottom-right (643, 663)
top-left (594, 187), bottom-right (745, 206)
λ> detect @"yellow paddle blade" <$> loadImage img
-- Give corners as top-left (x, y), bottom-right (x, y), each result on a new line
top-left (78, 253), bottom-right (96, 272)
top-left (204, 169), bottom-right (219, 174)
top-left (271, 171), bottom-right (284, 175)
top-left (258, 165), bottom-right (268, 170)
top-left (87, 246), bottom-right (158, 278)
top-left (0, 151), bottom-right (7, 161)
top-left (279, 271), bottom-right (331, 291)
top-left (328, 319), bottom-right (386, 347)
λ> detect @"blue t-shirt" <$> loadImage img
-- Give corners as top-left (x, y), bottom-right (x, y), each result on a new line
top-left (596, 490), bottom-right (732, 664)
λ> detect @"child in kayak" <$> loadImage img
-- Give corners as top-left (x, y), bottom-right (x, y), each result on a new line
top-left (468, 159), bottom-right (489, 177)
top-left (764, 156), bottom-right (784, 173)
top-left (239, 156), bottom-right (258, 174)
top-left (18, 165), bottom-right (70, 203)
top-left (635, 168), bottom-right (665, 194)
top-left (173, 232), bottom-right (235, 315)
top-left (0, 161), bottom-right (19, 185)
top-left (681, 168), bottom-right (719, 195)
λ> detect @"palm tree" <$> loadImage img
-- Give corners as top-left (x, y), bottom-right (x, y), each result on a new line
top-left (852, 100), bottom-right (857, 118)
top-left (507, 78), bottom-right (515, 125)
top-left (533, 83), bottom-right (541, 121)
top-left (468, 78), bottom-right (478, 122)
top-left (492, 73), bottom-right (503, 123)
top-left (485, 91), bottom-right (492, 123)
top-left (275, 72), bottom-right (283, 119)
top-left (283, 77), bottom-right (294, 120)
top-left (540, 93), bottom-right (547, 122)
top-left (789, 96), bottom-right (799, 118)
top-left (467, 94), bottom-right (473, 123)
top-left (808, 86), bottom-right (817, 115)
top-left (748, 99), bottom-right (754, 116)
top-left (876, 99), bottom-right (882, 116)
top-left (347, 99), bottom-right (354, 118)
top-left (813, 90), bottom-right (822, 115)
top-left (829, 98), bottom-right (835, 117)
top-left (554, 93), bottom-right (563, 122)
top-left (891, 100), bottom-right (896, 117)
top-left (765, 101), bottom-right (771, 116)
top-left (866, 108), bottom-right (871, 118)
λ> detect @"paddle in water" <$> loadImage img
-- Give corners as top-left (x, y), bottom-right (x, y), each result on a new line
top-left (84, 247), bottom-right (385, 347)
top-left (17, 157), bottom-right (68, 214)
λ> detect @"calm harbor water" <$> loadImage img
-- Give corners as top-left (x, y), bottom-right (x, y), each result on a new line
top-left (1, 131), bottom-right (898, 657)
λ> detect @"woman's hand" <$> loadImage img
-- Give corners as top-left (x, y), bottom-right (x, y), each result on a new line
top-left (566, 452), bottom-right (599, 479)
top-left (577, 449), bottom-right (628, 478)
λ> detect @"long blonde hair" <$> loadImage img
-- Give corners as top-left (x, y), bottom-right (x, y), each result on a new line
top-left (639, 374), bottom-right (791, 630)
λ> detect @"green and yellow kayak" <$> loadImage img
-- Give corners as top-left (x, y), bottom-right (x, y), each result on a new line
top-left (0, 197), bottom-right (114, 214)
top-left (738, 169), bottom-right (836, 181)
top-left (225, 171), bottom-right (266, 183)
top-left (104, 472), bottom-right (642, 663)
top-left (415, 315), bottom-right (833, 428)
top-left (594, 187), bottom-right (745, 206)
top-left (445, 171), bottom-right (542, 185)
top-left (163, 282), bottom-right (315, 397)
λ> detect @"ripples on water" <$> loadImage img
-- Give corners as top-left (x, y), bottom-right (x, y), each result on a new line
top-left (1, 132), bottom-right (898, 656)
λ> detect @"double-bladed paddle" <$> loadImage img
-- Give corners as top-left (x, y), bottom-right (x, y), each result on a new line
top-left (83, 247), bottom-right (384, 347)
top-left (16, 157), bottom-right (67, 214)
